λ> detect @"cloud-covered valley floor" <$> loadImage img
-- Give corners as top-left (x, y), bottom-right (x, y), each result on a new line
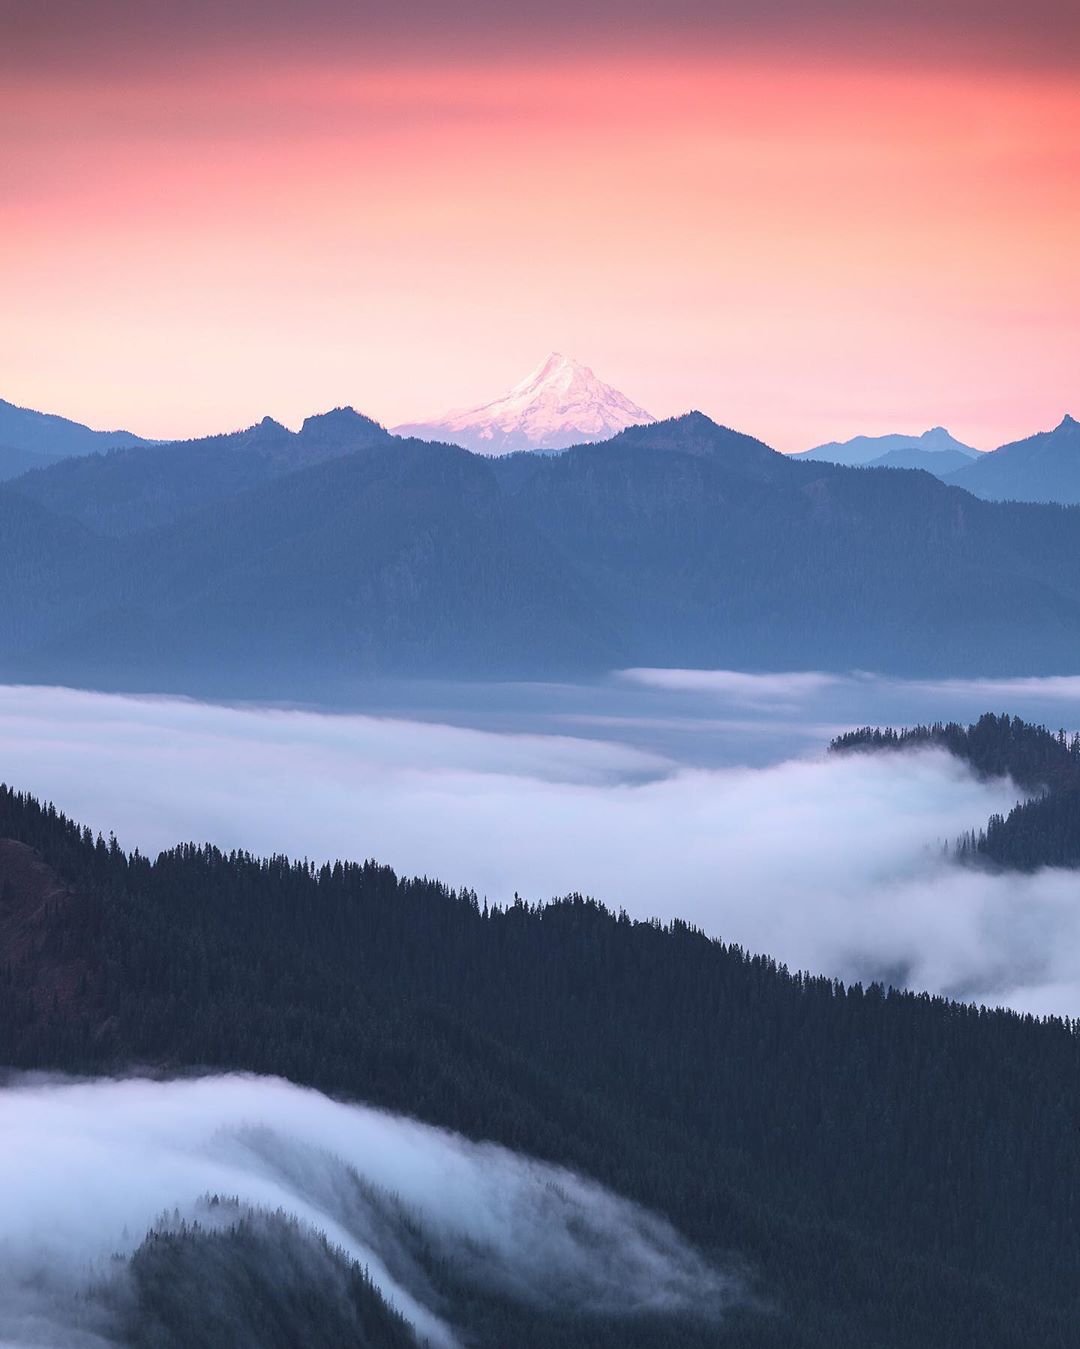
top-left (2, 674), bottom-right (1079, 1014)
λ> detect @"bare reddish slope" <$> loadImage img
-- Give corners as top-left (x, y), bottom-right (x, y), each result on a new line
top-left (0, 837), bottom-right (97, 1016)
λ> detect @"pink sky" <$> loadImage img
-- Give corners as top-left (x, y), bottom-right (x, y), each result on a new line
top-left (1, 4), bottom-right (1077, 451)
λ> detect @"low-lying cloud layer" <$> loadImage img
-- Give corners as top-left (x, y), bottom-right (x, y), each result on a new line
top-left (0, 1074), bottom-right (733, 1348)
top-left (0, 676), bottom-right (1078, 1013)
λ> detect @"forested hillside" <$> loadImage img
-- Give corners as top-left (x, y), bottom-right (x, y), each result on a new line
top-left (0, 441), bottom-right (53, 481)
top-left (947, 415), bottom-right (1080, 504)
top-left (105, 1211), bottom-right (420, 1349)
top-left (832, 713), bottom-right (1080, 869)
top-left (2, 781), bottom-right (1079, 1348)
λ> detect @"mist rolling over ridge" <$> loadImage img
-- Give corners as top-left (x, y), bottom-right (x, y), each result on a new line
top-left (2, 673), bottom-right (1079, 1014)
top-left (0, 1074), bottom-right (733, 1348)
top-left (3, 694), bottom-right (1080, 1349)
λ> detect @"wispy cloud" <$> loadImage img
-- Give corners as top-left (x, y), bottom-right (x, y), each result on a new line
top-left (0, 1074), bottom-right (733, 1347)
top-left (619, 668), bottom-right (844, 708)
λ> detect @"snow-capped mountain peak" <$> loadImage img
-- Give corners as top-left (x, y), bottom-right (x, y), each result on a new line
top-left (393, 353), bottom-right (655, 454)
top-left (507, 351), bottom-right (601, 399)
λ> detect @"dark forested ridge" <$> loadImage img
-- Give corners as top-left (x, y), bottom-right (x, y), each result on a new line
top-left (2, 781), bottom-right (1080, 1348)
top-left (831, 712), bottom-right (1080, 793)
top-left (832, 712), bottom-right (1080, 869)
top-left (5, 412), bottom-right (1080, 693)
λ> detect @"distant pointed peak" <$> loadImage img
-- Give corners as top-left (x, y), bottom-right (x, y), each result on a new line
top-left (509, 352), bottom-right (595, 395)
top-left (395, 354), bottom-right (654, 455)
top-left (1059, 413), bottom-right (1077, 429)
top-left (255, 415), bottom-right (286, 432)
top-left (539, 351), bottom-right (581, 372)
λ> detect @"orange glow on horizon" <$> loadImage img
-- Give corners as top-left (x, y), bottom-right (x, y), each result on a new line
top-left (1, 53), bottom-right (1077, 451)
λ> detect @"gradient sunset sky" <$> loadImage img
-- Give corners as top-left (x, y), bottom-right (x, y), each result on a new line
top-left (2, 1), bottom-right (1077, 450)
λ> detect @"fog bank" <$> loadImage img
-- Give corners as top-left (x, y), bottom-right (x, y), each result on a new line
top-left (0, 1074), bottom-right (733, 1348)
top-left (0, 678), bottom-right (1078, 1012)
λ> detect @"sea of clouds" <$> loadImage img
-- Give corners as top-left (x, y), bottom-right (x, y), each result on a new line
top-left (0, 673), bottom-right (1079, 1013)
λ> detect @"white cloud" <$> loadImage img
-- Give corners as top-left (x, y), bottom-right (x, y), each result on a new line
top-left (619, 668), bottom-right (844, 707)
top-left (0, 679), bottom-right (1079, 1014)
top-left (914, 674), bottom-right (1080, 703)
top-left (0, 1074), bottom-right (732, 1347)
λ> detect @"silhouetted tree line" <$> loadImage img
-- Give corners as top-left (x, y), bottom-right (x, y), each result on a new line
top-left (833, 712), bottom-right (1080, 869)
top-left (2, 780), bottom-right (1080, 1348)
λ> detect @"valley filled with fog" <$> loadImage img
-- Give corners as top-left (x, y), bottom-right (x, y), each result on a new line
top-left (3, 670), bottom-right (1079, 1015)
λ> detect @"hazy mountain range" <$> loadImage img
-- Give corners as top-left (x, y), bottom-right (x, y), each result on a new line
top-left (4, 364), bottom-right (1073, 501)
top-left (795, 426), bottom-right (980, 477)
top-left (946, 414), bottom-right (1080, 503)
top-left (0, 396), bottom-right (158, 481)
top-left (5, 365), bottom-right (1076, 502)
top-left (5, 406), bottom-right (1080, 696)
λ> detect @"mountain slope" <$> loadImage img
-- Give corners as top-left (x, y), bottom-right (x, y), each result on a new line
top-left (2, 782), bottom-right (1079, 1349)
top-left (0, 396), bottom-right (158, 479)
top-left (0, 486), bottom-right (116, 657)
top-left (865, 445), bottom-right (976, 476)
top-left (795, 426), bottom-right (978, 468)
top-left (588, 409), bottom-right (788, 479)
top-left (491, 416), bottom-right (1080, 675)
top-left (8, 411), bottom-right (1080, 691)
top-left (393, 352), bottom-right (654, 453)
top-left (111, 1213), bottom-right (421, 1349)
top-left (10, 435), bottom-right (616, 695)
top-left (947, 414), bottom-right (1080, 503)
top-left (0, 442), bottom-right (51, 481)
top-left (11, 407), bottom-right (390, 536)
top-left (834, 713), bottom-right (1080, 872)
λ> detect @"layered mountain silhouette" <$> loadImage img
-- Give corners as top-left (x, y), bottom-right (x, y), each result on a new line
top-left (795, 427), bottom-right (978, 476)
top-left (0, 396), bottom-right (158, 481)
top-left (6, 408), bottom-right (1080, 695)
top-left (864, 444), bottom-right (977, 475)
top-left (393, 352), bottom-right (654, 453)
top-left (946, 414), bottom-right (1080, 504)
top-left (14, 407), bottom-right (390, 535)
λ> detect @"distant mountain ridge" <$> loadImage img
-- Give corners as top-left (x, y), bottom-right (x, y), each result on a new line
top-left (13, 407), bottom-right (391, 536)
top-left (7, 409), bottom-right (1080, 695)
top-left (946, 414), bottom-right (1080, 504)
top-left (393, 352), bottom-right (654, 453)
top-left (0, 396), bottom-right (158, 481)
top-left (866, 445), bottom-right (977, 475)
top-left (795, 426), bottom-right (979, 470)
